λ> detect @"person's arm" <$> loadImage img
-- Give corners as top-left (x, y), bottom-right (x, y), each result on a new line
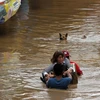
top-left (63, 70), bottom-right (72, 78)
top-left (64, 58), bottom-right (73, 74)
top-left (64, 58), bottom-right (72, 68)
top-left (66, 71), bottom-right (72, 79)
top-left (42, 63), bottom-right (55, 78)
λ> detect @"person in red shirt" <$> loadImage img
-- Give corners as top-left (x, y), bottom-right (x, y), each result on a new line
top-left (62, 50), bottom-right (83, 76)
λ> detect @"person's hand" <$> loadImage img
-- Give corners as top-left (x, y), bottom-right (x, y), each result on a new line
top-left (44, 74), bottom-right (50, 81)
top-left (63, 70), bottom-right (68, 76)
top-left (63, 71), bottom-right (72, 79)
top-left (49, 72), bottom-right (55, 78)
top-left (67, 67), bottom-right (73, 73)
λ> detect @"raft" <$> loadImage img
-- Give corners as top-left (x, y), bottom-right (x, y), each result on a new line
top-left (0, 0), bottom-right (21, 24)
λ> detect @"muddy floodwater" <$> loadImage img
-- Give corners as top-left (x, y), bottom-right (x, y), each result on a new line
top-left (0, 0), bottom-right (100, 100)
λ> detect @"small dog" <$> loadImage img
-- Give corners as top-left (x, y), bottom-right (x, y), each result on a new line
top-left (59, 33), bottom-right (68, 40)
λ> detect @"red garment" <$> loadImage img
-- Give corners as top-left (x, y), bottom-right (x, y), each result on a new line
top-left (70, 61), bottom-right (83, 75)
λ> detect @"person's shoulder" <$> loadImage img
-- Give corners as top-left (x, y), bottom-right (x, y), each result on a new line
top-left (48, 78), bottom-right (55, 82)
top-left (63, 77), bottom-right (72, 81)
top-left (64, 58), bottom-right (69, 61)
top-left (63, 58), bottom-right (68, 63)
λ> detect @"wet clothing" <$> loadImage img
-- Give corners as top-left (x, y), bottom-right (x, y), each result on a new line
top-left (46, 77), bottom-right (72, 89)
top-left (42, 58), bottom-right (72, 78)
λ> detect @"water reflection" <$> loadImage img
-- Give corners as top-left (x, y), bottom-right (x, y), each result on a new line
top-left (29, 0), bottom-right (52, 10)
top-left (17, 0), bottom-right (29, 20)
top-left (0, 0), bottom-right (100, 100)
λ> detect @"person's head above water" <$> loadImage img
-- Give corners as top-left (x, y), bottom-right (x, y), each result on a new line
top-left (62, 50), bottom-right (71, 59)
top-left (51, 51), bottom-right (64, 63)
top-left (53, 63), bottom-right (64, 76)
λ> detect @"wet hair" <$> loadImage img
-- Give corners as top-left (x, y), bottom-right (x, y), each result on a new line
top-left (51, 51), bottom-right (64, 63)
top-left (53, 63), bottom-right (64, 76)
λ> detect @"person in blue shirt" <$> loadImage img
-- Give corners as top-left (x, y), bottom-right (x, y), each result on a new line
top-left (40, 51), bottom-right (73, 84)
top-left (46, 63), bottom-right (72, 89)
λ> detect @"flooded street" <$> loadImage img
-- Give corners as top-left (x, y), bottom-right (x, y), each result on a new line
top-left (0, 0), bottom-right (100, 100)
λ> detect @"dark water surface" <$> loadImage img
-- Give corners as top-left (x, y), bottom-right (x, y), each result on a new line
top-left (0, 0), bottom-right (100, 100)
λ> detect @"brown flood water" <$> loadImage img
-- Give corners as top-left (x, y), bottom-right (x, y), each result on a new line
top-left (0, 0), bottom-right (100, 100)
